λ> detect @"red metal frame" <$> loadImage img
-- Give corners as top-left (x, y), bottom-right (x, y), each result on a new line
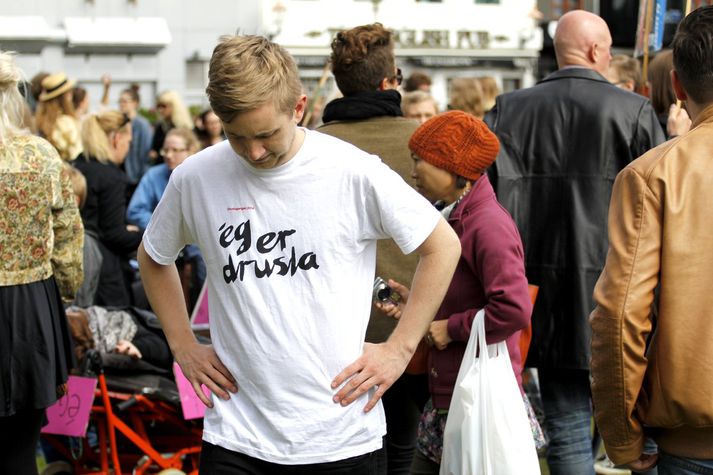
top-left (43, 372), bottom-right (201, 474)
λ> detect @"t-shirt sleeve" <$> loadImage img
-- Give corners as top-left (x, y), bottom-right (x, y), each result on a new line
top-left (362, 158), bottom-right (440, 255)
top-left (142, 173), bottom-right (190, 265)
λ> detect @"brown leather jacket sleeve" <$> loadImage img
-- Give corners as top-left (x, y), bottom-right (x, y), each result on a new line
top-left (589, 165), bottom-right (661, 465)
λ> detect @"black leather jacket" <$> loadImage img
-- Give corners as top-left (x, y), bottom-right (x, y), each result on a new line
top-left (485, 67), bottom-right (665, 370)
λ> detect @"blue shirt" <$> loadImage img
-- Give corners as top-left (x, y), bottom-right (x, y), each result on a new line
top-left (126, 163), bottom-right (170, 230)
top-left (124, 115), bottom-right (153, 184)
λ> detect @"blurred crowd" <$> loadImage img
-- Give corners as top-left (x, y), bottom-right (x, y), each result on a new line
top-left (0, 6), bottom-right (707, 473)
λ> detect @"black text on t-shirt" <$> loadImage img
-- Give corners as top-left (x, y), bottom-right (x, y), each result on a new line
top-left (218, 219), bottom-right (319, 283)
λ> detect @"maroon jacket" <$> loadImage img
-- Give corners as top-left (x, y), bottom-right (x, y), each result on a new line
top-left (429, 174), bottom-right (532, 410)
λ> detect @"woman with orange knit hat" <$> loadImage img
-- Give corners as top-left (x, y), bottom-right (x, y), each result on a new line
top-left (377, 111), bottom-right (544, 473)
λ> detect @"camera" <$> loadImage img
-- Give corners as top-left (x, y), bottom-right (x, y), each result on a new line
top-left (373, 276), bottom-right (401, 305)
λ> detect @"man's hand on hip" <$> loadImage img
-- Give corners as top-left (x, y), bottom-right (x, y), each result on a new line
top-left (331, 341), bottom-right (411, 413)
top-left (174, 342), bottom-right (238, 408)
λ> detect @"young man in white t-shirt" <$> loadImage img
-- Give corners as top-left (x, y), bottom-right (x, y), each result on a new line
top-left (137, 35), bottom-right (461, 474)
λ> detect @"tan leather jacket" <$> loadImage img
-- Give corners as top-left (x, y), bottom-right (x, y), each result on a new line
top-left (590, 104), bottom-right (713, 464)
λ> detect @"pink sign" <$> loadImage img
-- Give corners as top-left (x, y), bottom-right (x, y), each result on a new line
top-left (41, 376), bottom-right (98, 437)
top-left (173, 362), bottom-right (211, 420)
top-left (190, 283), bottom-right (209, 330)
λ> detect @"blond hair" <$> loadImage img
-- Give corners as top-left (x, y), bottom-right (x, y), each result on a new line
top-left (156, 90), bottom-right (192, 129)
top-left (0, 51), bottom-right (29, 144)
top-left (610, 55), bottom-right (643, 91)
top-left (67, 166), bottom-right (87, 209)
top-left (206, 35), bottom-right (302, 121)
top-left (449, 77), bottom-right (485, 119)
top-left (80, 110), bottom-right (130, 164)
top-left (478, 76), bottom-right (500, 112)
top-left (165, 127), bottom-right (201, 155)
top-left (35, 89), bottom-right (75, 143)
top-left (401, 90), bottom-right (438, 114)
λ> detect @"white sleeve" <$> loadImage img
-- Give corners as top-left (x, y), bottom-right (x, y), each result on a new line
top-left (362, 158), bottom-right (441, 255)
top-left (142, 173), bottom-right (191, 265)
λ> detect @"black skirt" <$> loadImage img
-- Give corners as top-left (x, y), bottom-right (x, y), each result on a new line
top-left (0, 277), bottom-right (75, 417)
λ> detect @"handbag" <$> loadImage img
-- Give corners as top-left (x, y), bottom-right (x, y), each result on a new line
top-left (440, 309), bottom-right (540, 475)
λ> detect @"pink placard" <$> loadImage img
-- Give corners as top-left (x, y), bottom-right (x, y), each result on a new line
top-left (190, 283), bottom-right (209, 330)
top-left (173, 362), bottom-right (211, 420)
top-left (41, 376), bottom-right (98, 437)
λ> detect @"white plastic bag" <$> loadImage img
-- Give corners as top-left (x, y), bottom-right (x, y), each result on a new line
top-left (440, 309), bottom-right (540, 475)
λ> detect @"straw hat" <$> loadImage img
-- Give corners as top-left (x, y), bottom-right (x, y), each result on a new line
top-left (39, 72), bottom-right (76, 102)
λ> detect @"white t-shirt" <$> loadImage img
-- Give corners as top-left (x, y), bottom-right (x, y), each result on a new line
top-left (143, 129), bottom-right (440, 464)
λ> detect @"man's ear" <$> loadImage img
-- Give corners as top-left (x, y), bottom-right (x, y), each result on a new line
top-left (293, 94), bottom-right (308, 123)
top-left (378, 77), bottom-right (390, 91)
top-left (588, 43), bottom-right (599, 65)
top-left (671, 69), bottom-right (688, 102)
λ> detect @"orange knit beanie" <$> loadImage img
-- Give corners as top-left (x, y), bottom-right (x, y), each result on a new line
top-left (408, 110), bottom-right (500, 181)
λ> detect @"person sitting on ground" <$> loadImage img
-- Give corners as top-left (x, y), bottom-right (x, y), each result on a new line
top-left (65, 305), bottom-right (172, 371)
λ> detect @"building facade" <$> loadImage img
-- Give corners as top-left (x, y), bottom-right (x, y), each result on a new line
top-left (1, 0), bottom-right (542, 112)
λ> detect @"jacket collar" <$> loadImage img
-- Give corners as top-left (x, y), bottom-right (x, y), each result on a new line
top-left (691, 103), bottom-right (713, 129)
top-left (449, 174), bottom-right (494, 222)
top-left (538, 67), bottom-right (610, 86)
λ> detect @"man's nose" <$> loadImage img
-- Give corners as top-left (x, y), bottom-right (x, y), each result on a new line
top-left (246, 141), bottom-right (266, 161)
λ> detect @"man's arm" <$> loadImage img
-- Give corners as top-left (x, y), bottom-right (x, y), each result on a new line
top-left (590, 166), bottom-right (661, 465)
top-left (137, 242), bottom-right (237, 407)
top-left (331, 217), bottom-right (461, 412)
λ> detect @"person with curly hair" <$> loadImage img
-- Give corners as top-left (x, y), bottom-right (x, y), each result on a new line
top-left (319, 23), bottom-right (427, 474)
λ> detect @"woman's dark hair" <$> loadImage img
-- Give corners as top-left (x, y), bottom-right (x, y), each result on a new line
top-left (72, 86), bottom-right (87, 110)
top-left (121, 84), bottom-right (141, 104)
top-left (648, 50), bottom-right (676, 115)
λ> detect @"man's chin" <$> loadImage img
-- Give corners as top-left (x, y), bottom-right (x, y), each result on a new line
top-left (248, 155), bottom-right (278, 169)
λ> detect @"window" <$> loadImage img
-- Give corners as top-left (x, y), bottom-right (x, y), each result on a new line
top-left (185, 60), bottom-right (208, 90)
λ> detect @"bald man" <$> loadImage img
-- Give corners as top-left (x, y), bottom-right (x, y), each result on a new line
top-left (484, 10), bottom-right (664, 475)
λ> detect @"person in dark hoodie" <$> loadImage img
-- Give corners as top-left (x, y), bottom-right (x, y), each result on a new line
top-left (318, 23), bottom-right (425, 475)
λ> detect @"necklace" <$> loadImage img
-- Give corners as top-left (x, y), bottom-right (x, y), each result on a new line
top-left (440, 182), bottom-right (472, 219)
